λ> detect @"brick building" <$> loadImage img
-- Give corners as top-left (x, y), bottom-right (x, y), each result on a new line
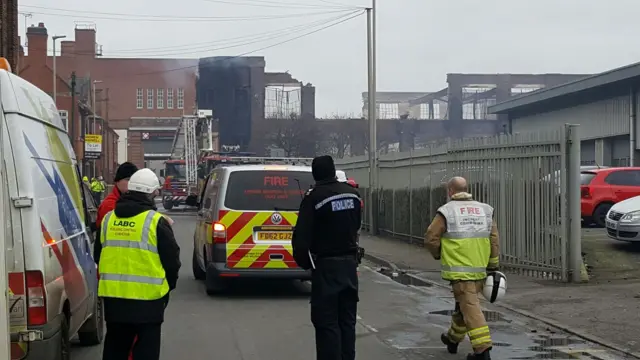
top-left (18, 23), bottom-right (119, 180)
top-left (19, 22), bottom-right (197, 172)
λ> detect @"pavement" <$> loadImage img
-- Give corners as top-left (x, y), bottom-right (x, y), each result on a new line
top-left (68, 212), bottom-right (639, 360)
top-left (357, 229), bottom-right (640, 357)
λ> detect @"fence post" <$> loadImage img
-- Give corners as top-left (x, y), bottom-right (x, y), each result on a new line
top-left (409, 150), bottom-right (413, 243)
top-left (566, 124), bottom-right (582, 282)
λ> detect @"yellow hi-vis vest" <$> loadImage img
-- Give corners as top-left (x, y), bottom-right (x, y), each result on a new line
top-left (98, 210), bottom-right (169, 300)
top-left (438, 200), bottom-right (493, 281)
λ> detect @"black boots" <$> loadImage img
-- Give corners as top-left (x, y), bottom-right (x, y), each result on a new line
top-left (440, 333), bottom-right (459, 354)
top-left (466, 348), bottom-right (492, 360)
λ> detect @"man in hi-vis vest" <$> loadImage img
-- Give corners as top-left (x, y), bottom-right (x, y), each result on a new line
top-left (97, 168), bottom-right (181, 360)
top-left (425, 177), bottom-right (499, 360)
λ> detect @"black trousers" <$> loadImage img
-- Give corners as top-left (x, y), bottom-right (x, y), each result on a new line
top-left (102, 322), bottom-right (162, 360)
top-left (310, 256), bottom-right (359, 360)
top-left (93, 191), bottom-right (101, 205)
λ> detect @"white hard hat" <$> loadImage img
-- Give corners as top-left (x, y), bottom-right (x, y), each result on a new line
top-left (336, 170), bottom-right (348, 183)
top-left (482, 271), bottom-right (507, 303)
top-left (128, 168), bottom-right (160, 194)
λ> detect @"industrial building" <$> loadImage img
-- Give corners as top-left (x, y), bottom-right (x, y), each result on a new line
top-left (489, 62), bottom-right (640, 166)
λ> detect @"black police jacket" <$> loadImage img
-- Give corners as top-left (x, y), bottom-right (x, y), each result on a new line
top-left (292, 179), bottom-right (362, 270)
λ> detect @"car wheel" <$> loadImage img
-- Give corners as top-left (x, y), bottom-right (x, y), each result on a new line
top-left (205, 265), bottom-right (226, 296)
top-left (192, 247), bottom-right (206, 280)
top-left (593, 203), bottom-right (612, 227)
top-left (56, 315), bottom-right (71, 360)
top-left (78, 296), bottom-right (104, 345)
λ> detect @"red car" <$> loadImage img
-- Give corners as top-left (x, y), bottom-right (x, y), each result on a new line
top-left (581, 167), bottom-right (640, 226)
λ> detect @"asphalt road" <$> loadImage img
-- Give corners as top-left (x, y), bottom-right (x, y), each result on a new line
top-left (70, 212), bottom-right (634, 360)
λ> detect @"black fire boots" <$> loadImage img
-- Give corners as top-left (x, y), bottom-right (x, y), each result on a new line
top-left (440, 333), bottom-right (459, 354)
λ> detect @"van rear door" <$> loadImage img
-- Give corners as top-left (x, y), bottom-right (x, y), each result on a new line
top-left (219, 170), bottom-right (314, 269)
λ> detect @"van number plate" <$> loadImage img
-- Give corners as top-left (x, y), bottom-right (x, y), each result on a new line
top-left (256, 232), bottom-right (292, 241)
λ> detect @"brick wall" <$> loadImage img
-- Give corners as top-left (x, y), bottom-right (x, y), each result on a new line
top-left (127, 131), bottom-right (144, 168)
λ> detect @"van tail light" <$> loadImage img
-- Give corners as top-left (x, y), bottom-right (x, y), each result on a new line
top-left (212, 222), bottom-right (227, 244)
top-left (26, 270), bottom-right (46, 326)
top-left (581, 186), bottom-right (591, 199)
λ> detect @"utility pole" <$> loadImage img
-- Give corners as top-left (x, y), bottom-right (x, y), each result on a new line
top-left (366, 0), bottom-right (377, 235)
top-left (70, 72), bottom-right (76, 145)
top-left (92, 80), bottom-right (102, 177)
top-left (52, 35), bottom-right (66, 104)
top-left (17, 12), bottom-right (32, 75)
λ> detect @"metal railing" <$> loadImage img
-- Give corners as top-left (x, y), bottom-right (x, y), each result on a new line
top-left (336, 125), bottom-right (582, 281)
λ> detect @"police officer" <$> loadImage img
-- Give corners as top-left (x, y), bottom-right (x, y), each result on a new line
top-left (292, 155), bottom-right (362, 360)
top-left (425, 176), bottom-right (500, 360)
top-left (96, 168), bottom-right (181, 360)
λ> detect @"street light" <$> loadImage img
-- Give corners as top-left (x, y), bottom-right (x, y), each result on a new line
top-left (91, 80), bottom-right (103, 177)
top-left (366, 0), bottom-right (377, 235)
top-left (52, 35), bottom-right (66, 104)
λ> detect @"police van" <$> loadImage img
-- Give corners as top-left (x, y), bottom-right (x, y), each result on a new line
top-left (190, 158), bottom-right (324, 295)
top-left (1, 60), bottom-right (103, 359)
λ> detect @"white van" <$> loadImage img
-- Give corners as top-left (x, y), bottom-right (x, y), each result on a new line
top-left (0, 64), bottom-right (103, 359)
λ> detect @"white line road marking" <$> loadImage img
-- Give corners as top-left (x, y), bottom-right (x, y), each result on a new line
top-left (356, 314), bottom-right (379, 333)
top-left (392, 345), bottom-right (445, 350)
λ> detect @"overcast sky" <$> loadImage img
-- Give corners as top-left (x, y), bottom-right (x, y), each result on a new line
top-left (17, 0), bottom-right (640, 117)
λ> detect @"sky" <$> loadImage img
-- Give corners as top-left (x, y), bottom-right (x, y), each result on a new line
top-left (16, 0), bottom-right (640, 117)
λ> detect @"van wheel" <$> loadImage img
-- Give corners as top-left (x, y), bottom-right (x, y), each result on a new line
top-left (78, 296), bottom-right (104, 345)
top-left (205, 266), bottom-right (226, 296)
top-left (593, 203), bottom-right (612, 227)
top-left (57, 315), bottom-right (71, 360)
top-left (163, 200), bottom-right (174, 210)
top-left (193, 247), bottom-right (206, 280)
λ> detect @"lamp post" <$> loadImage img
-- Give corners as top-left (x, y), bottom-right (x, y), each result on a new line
top-left (91, 80), bottom-right (103, 177)
top-left (52, 35), bottom-right (66, 104)
top-left (366, 0), bottom-right (377, 234)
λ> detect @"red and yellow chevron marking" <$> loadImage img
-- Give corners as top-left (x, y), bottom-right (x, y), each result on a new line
top-left (218, 210), bottom-right (299, 269)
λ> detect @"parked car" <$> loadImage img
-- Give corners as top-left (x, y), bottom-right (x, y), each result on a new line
top-left (605, 195), bottom-right (640, 242)
top-left (581, 167), bottom-right (640, 227)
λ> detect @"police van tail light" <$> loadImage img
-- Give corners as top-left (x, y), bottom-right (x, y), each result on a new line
top-left (212, 222), bottom-right (227, 243)
top-left (26, 270), bottom-right (47, 326)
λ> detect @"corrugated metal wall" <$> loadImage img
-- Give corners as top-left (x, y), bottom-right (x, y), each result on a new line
top-left (512, 95), bottom-right (630, 140)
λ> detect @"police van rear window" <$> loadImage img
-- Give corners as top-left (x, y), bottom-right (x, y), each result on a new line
top-left (224, 170), bottom-right (315, 211)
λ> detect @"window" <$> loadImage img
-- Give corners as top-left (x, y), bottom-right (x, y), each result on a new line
top-left (157, 88), bottom-right (164, 109)
top-left (605, 170), bottom-right (640, 186)
top-left (147, 88), bottom-right (154, 109)
top-left (224, 171), bottom-right (314, 211)
top-left (177, 88), bottom-right (184, 109)
top-left (581, 172), bottom-right (597, 185)
top-left (58, 110), bottom-right (68, 130)
top-left (167, 88), bottom-right (174, 109)
top-left (136, 88), bottom-right (143, 109)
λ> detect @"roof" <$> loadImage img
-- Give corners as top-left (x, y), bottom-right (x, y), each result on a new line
top-left (224, 165), bottom-right (311, 172)
top-left (489, 61), bottom-right (640, 114)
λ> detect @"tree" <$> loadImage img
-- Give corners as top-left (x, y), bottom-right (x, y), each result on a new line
top-left (267, 114), bottom-right (318, 157)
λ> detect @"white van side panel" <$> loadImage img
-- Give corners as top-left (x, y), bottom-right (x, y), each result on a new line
top-left (2, 72), bottom-right (97, 336)
top-left (2, 102), bottom-right (28, 347)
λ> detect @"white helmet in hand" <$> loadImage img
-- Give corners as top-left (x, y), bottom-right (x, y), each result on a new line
top-left (482, 271), bottom-right (507, 303)
top-left (128, 168), bottom-right (161, 194)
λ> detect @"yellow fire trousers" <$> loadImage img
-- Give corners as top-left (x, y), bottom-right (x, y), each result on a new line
top-left (446, 280), bottom-right (492, 353)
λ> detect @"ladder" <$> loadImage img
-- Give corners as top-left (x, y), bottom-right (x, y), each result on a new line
top-left (183, 115), bottom-right (198, 193)
top-left (213, 156), bottom-right (313, 167)
top-left (169, 120), bottom-right (186, 160)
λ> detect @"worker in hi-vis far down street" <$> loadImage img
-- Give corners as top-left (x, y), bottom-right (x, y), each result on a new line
top-left (425, 176), bottom-right (500, 360)
top-left (96, 168), bottom-right (181, 360)
top-left (292, 155), bottom-right (363, 360)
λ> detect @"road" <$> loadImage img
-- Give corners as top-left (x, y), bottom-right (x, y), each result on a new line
top-left (71, 211), bottom-right (633, 360)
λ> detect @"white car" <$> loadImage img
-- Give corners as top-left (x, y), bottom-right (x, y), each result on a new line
top-left (605, 195), bottom-right (640, 242)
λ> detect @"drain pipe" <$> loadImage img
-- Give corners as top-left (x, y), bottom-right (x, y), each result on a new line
top-left (630, 87), bottom-right (637, 166)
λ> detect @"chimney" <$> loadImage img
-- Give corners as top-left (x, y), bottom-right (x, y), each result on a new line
top-left (61, 40), bottom-right (76, 57)
top-left (26, 22), bottom-right (48, 64)
top-left (74, 24), bottom-right (96, 57)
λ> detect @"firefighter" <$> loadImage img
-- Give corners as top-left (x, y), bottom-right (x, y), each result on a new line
top-left (97, 168), bottom-right (181, 360)
top-left (292, 155), bottom-right (362, 360)
top-left (425, 176), bottom-right (500, 360)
